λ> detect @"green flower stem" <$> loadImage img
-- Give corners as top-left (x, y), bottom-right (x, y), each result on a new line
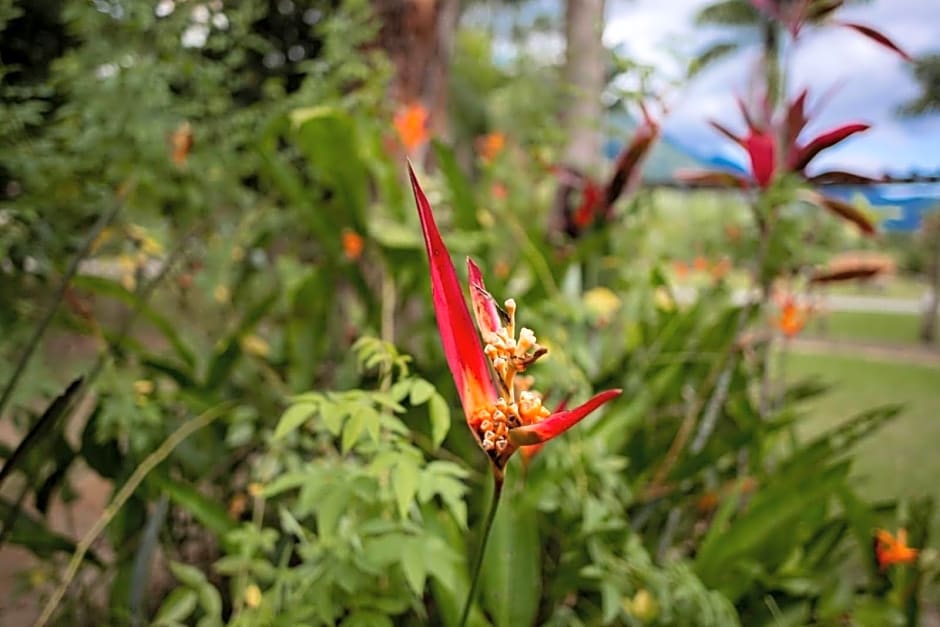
top-left (458, 471), bottom-right (504, 627)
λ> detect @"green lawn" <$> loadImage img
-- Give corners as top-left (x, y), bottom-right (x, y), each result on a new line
top-left (806, 310), bottom-right (931, 345)
top-left (821, 275), bottom-right (927, 300)
top-left (786, 351), bottom-right (940, 549)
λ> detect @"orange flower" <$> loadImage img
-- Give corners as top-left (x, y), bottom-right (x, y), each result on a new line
top-left (477, 132), bottom-right (505, 162)
top-left (342, 229), bottom-right (364, 261)
top-left (490, 182), bottom-right (507, 200)
top-left (673, 260), bottom-right (689, 279)
top-left (775, 294), bottom-right (809, 338)
top-left (693, 256), bottom-right (709, 272)
top-left (170, 121), bottom-right (193, 166)
top-left (874, 528), bottom-right (918, 570)
top-left (710, 257), bottom-right (732, 280)
top-left (393, 102), bottom-right (429, 152)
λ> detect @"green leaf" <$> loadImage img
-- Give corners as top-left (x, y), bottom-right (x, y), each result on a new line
top-left (0, 376), bottom-right (83, 490)
top-left (393, 459), bottom-right (420, 519)
top-left (410, 379), bottom-right (435, 405)
top-left (480, 493), bottom-right (540, 627)
top-left (400, 542), bottom-right (427, 596)
top-left (428, 394), bottom-right (451, 449)
top-left (262, 469), bottom-right (308, 498)
top-left (154, 588), bottom-right (198, 626)
top-left (0, 496), bottom-right (101, 565)
top-left (273, 402), bottom-right (318, 440)
top-left (342, 411), bottom-right (365, 453)
top-left (152, 474), bottom-right (237, 542)
top-left (168, 560), bottom-right (208, 587)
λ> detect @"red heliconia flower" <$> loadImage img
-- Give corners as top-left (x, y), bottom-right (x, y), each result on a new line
top-left (679, 91), bottom-right (878, 236)
top-left (409, 165), bottom-right (621, 476)
top-left (554, 104), bottom-right (660, 237)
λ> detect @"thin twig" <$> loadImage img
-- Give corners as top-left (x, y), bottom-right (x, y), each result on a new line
top-left (0, 201), bottom-right (122, 418)
top-left (33, 403), bottom-right (232, 627)
top-left (458, 472), bottom-right (504, 627)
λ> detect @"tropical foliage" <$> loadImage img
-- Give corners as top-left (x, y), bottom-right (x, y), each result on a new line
top-left (0, 1), bottom-right (935, 626)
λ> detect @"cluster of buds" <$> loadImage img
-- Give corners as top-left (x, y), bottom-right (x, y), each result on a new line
top-left (470, 293), bottom-right (551, 463)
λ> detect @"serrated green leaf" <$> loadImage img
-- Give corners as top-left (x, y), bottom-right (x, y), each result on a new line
top-left (393, 459), bottom-right (420, 519)
top-left (320, 401), bottom-right (346, 436)
top-left (429, 394), bottom-right (451, 449)
top-left (342, 411), bottom-right (365, 453)
top-left (273, 402), bottom-right (317, 440)
top-left (400, 543), bottom-right (427, 596)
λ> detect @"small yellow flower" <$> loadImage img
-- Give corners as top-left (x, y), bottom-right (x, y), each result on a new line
top-left (247, 482), bottom-right (264, 498)
top-left (244, 583), bottom-right (262, 608)
top-left (133, 379), bottom-right (154, 396)
top-left (653, 286), bottom-right (675, 312)
top-left (231, 245), bottom-right (245, 262)
top-left (624, 588), bottom-right (658, 622)
top-left (213, 285), bottom-right (231, 304)
top-left (583, 287), bottom-right (621, 324)
top-left (240, 334), bottom-right (270, 358)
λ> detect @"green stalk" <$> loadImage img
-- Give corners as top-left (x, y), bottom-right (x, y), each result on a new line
top-left (458, 472), bottom-right (504, 627)
top-left (33, 402), bottom-right (232, 627)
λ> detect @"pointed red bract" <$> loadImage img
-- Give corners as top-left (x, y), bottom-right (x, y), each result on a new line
top-left (784, 89), bottom-right (810, 156)
top-left (467, 258), bottom-right (502, 336)
top-left (836, 22), bottom-right (912, 62)
top-left (409, 166), bottom-right (498, 417)
top-left (509, 389), bottom-right (622, 446)
top-left (603, 113), bottom-right (660, 211)
top-left (744, 131), bottom-right (777, 188)
top-left (790, 122), bottom-right (870, 172)
top-left (709, 120), bottom-right (743, 146)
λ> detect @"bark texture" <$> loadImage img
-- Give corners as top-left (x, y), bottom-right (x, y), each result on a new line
top-left (563, 0), bottom-right (607, 174)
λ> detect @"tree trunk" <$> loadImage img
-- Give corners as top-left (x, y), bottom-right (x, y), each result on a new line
top-left (374, 0), bottom-right (460, 141)
top-left (563, 0), bottom-right (606, 174)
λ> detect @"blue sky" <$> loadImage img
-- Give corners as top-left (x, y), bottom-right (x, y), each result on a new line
top-left (603, 0), bottom-right (940, 177)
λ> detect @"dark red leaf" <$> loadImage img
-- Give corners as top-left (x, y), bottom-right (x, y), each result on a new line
top-left (807, 170), bottom-right (883, 185)
top-left (603, 118), bottom-right (659, 210)
top-left (675, 169), bottom-right (749, 189)
top-left (836, 22), bottom-right (912, 62)
top-left (801, 190), bottom-right (876, 236)
top-left (784, 89), bottom-right (809, 156)
top-left (789, 122), bottom-right (870, 172)
top-left (708, 120), bottom-right (743, 146)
